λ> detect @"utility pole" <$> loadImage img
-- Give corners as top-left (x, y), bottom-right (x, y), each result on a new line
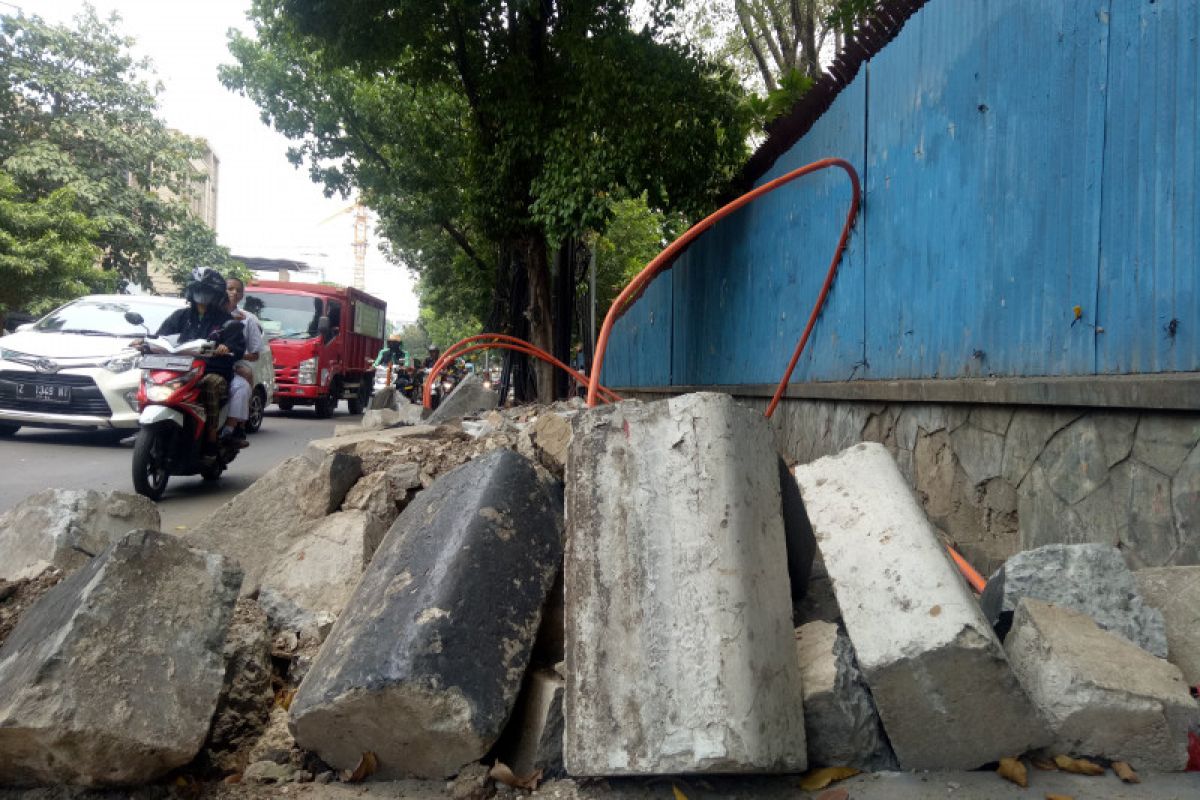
top-left (352, 199), bottom-right (368, 291)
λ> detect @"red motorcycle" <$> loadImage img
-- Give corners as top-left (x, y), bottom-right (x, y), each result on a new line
top-left (125, 312), bottom-right (243, 500)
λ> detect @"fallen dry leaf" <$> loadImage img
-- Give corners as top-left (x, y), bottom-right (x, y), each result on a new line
top-left (341, 751), bottom-right (378, 783)
top-left (671, 786), bottom-right (688, 800)
top-left (815, 789), bottom-right (849, 800)
top-left (996, 756), bottom-right (1028, 787)
top-left (1053, 754), bottom-right (1104, 776)
top-left (1030, 756), bottom-right (1058, 771)
top-left (489, 761), bottom-right (541, 791)
top-left (799, 766), bottom-right (860, 791)
top-left (1112, 761), bottom-right (1139, 783)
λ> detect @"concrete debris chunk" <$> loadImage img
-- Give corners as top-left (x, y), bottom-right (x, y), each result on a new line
top-left (299, 451), bottom-right (363, 518)
top-left (187, 455), bottom-right (320, 595)
top-left (565, 393), bottom-right (806, 775)
top-left (0, 530), bottom-right (241, 786)
top-left (528, 411), bottom-right (573, 478)
top-left (427, 373), bottom-right (498, 423)
top-left (258, 509), bottom-right (387, 638)
top-left (0, 488), bottom-right (160, 582)
top-left (795, 621), bottom-right (896, 771)
top-left (1005, 598), bottom-right (1199, 771)
top-left (289, 448), bottom-right (563, 779)
top-left (203, 598), bottom-right (275, 774)
top-left (980, 543), bottom-right (1168, 657)
top-left (1134, 566), bottom-right (1200, 688)
top-left (793, 442), bottom-right (1051, 770)
top-left (498, 668), bottom-right (566, 779)
top-left (367, 386), bottom-right (395, 410)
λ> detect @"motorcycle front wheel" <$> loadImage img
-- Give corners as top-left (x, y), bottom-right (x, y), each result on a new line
top-left (132, 426), bottom-right (171, 500)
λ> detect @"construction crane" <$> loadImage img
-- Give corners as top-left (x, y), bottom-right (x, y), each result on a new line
top-left (318, 197), bottom-right (369, 291)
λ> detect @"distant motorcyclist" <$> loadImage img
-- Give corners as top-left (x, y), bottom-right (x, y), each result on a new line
top-left (423, 345), bottom-right (441, 369)
top-left (374, 335), bottom-right (407, 368)
top-left (155, 268), bottom-right (245, 453)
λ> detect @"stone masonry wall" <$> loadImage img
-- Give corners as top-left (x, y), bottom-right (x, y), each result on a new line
top-left (628, 394), bottom-right (1200, 576)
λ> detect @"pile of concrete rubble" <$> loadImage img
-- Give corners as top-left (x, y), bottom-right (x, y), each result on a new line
top-left (0, 388), bottom-right (1197, 793)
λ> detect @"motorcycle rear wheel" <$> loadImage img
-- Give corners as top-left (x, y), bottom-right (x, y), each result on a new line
top-left (132, 427), bottom-right (171, 501)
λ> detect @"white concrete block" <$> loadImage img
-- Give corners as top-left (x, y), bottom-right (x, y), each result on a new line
top-left (564, 393), bottom-right (806, 775)
top-left (793, 442), bottom-right (1050, 770)
top-left (1006, 598), bottom-right (1199, 771)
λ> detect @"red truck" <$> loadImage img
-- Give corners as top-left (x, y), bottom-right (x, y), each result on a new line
top-left (244, 280), bottom-right (385, 417)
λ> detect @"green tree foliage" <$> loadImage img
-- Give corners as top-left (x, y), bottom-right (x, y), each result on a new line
top-left (0, 9), bottom-right (219, 292)
top-left (0, 170), bottom-right (100, 322)
top-left (592, 195), bottom-right (685, 320)
top-left (159, 217), bottom-right (251, 292)
top-left (222, 0), bottom-right (752, 399)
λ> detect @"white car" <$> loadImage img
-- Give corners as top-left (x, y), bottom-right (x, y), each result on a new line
top-left (0, 295), bottom-right (275, 437)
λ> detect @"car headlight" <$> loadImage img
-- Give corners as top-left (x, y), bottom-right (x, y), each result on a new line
top-left (104, 353), bottom-right (139, 373)
top-left (297, 356), bottom-right (318, 385)
top-left (0, 347), bottom-right (27, 362)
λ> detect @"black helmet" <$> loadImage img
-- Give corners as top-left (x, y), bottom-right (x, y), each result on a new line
top-left (185, 267), bottom-right (227, 307)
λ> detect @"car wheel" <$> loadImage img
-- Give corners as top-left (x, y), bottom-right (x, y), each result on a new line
top-left (245, 388), bottom-right (266, 434)
top-left (0, 422), bottom-right (20, 437)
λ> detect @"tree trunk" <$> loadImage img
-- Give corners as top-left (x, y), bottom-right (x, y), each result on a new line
top-left (523, 235), bottom-right (556, 404)
top-left (552, 238), bottom-right (575, 400)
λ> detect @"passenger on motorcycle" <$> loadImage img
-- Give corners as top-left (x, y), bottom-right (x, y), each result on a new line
top-left (154, 268), bottom-right (246, 453)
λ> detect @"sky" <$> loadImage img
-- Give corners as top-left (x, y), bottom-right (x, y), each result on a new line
top-left (29, 0), bottom-right (421, 324)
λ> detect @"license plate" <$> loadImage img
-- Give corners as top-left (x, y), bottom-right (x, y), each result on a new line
top-left (140, 355), bottom-right (194, 370)
top-left (17, 383), bottom-right (71, 403)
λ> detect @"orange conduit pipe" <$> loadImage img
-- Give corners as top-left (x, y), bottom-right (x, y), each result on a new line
top-left (947, 545), bottom-right (988, 593)
top-left (587, 157), bottom-right (861, 418)
top-left (423, 334), bottom-right (622, 409)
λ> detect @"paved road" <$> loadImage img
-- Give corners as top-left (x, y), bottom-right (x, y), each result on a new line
top-left (0, 407), bottom-right (360, 532)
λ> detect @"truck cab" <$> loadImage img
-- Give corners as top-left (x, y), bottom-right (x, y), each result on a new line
top-left (245, 281), bottom-right (385, 417)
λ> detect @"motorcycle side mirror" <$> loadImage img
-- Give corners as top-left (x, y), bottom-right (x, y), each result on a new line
top-left (124, 311), bottom-right (144, 326)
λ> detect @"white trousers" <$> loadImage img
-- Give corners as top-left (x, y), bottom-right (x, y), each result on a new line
top-left (229, 374), bottom-right (251, 421)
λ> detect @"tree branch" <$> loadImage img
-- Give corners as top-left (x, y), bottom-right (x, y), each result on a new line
top-left (440, 220), bottom-right (490, 273)
top-left (736, 0), bottom-right (779, 91)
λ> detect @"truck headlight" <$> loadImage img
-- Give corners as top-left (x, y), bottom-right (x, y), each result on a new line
top-left (298, 356), bottom-right (318, 385)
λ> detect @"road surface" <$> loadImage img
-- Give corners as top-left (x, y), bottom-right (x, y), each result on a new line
top-left (0, 407), bottom-right (360, 532)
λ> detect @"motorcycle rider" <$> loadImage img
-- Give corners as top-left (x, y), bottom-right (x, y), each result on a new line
top-left (423, 345), bottom-right (441, 369)
top-left (374, 335), bottom-right (407, 369)
top-left (225, 277), bottom-right (264, 445)
top-left (154, 268), bottom-right (245, 453)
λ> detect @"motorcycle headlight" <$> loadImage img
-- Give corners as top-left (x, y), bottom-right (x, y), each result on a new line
top-left (146, 384), bottom-right (174, 402)
top-left (104, 353), bottom-right (138, 373)
top-left (442, 381), bottom-right (454, 392)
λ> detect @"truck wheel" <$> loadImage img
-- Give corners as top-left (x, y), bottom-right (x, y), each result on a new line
top-left (314, 388), bottom-right (336, 419)
top-left (347, 381), bottom-right (369, 415)
top-left (132, 427), bottom-right (170, 501)
top-left (278, 399), bottom-right (294, 412)
top-left (245, 388), bottom-right (266, 433)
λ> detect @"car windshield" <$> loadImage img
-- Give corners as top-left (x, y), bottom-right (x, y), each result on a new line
top-left (34, 299), bottom-right (178, 336)
top-left (244, 291), bottom-right (322, 339)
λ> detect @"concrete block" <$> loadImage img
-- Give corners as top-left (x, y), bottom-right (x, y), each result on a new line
top-left (0, 489), bottom-right (160, 582)
top-left (980, 543), bottom-right (1168, 657)
top-left (1135, 567), bottom-right (1200, 686)
top-left (795, 621), bottom-right (895, 771)
top-left (793, 442), bottom-right (1051, 770)
top-left (427, 374), bottom-right (498, 423)
top-left (565, 393), bottom-right (806, 775)
top-left (299, 451), bottom-right (362, 519)
top-left (0, 530), bottom-right (241, 786)
top-left (289, 449), bottom-right (562, 779)
top-left (498, 668), bottom-right (565, 779)
top-left (1005, 598), bottom-right (1199, 770)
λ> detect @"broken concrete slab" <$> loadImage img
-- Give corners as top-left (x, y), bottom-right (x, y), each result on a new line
top-left (795, 621), bottom-right (895, 771)
top-left (0, 488), bottom-right (160, 582)
top-left (0, 530), bottom-right (241, 786)
top-left (426, 374), bottom-right (498, 423)
top-left (362, 403), bottom-right (424, 430)
top-left (1005, 598), bottom-right (1199, 770)
top-left (305, 424), bottom-right (440, 462)
top-left (793, 442), bottom-right (1051, 770)
top-left (565, 393), bottom-right (806, 775)
top-left (1135, 567), bottom-right (1200, 686)
top-left (980, 543), bottom-right (1168, 657)
top-left (186, 455), bottom-right (320, 595)
top-left (528, 410), bottom-right (573, 478)
top-left (367, 386), bottom-right (395, 410)
top-left (289, 448), bottom-right (563, 779)
top-left (299, 451), bottom-right (363, 519)
top-left (498, 668), bottom-right (566, 780)
top-left (258, 509), bottom-right (387, 638)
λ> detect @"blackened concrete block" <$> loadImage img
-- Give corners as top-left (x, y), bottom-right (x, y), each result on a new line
top-left (793, 442), bottom-right (1051, 770)
top-left (288, 449), bottom-right (562, 779)
top-left (981, 543), bottom-right (1167, 657)
top-left (1006, 598), bottom-right (1199, 771)
top-left (0, 530), bottom-right (241, 786)
top-left (565, 393), bottom-right (806, 775)
top-left (795, 621), bottom-right (895, 771)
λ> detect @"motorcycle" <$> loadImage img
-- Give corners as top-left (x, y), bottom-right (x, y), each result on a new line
top-left (124, 312), bottom-right (243, 500)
